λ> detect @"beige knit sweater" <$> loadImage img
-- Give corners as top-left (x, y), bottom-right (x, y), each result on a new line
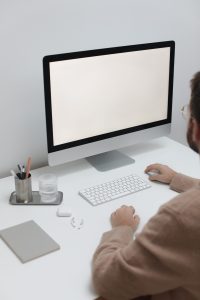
top-left (92, 173), bottom-right (200, 300)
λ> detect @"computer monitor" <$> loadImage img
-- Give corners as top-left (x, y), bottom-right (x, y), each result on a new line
top-left (43, 41), bottom-right (175, 171)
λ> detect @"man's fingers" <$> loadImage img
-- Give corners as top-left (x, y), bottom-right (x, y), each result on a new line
top-left (111, 211), bottom-right (116, 218)
top-left (149, 174), bottom-right (167, 183)
top-left (129, 205), bottom-right (135, 212)
top-left (145, 163), bottom-right (162, 173)
top-left (148, 174), bottom-right (160, 181)
top-left (133, 214), bottom-right (140, 222)
top-left (111, 206), bottom-right (140, 230)
top-left (133, 215), bottom-right (140, 230)
top-left (120, 205), bottom-right (135, 214)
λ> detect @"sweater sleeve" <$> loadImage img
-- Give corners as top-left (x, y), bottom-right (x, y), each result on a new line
top-left (170, 173), bottom-right (200, 193)
top-left (92, 207), bottom-right (187, 300)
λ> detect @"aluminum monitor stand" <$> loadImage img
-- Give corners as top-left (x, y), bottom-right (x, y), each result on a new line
top-left (86, 150), bottom-right (135, 172)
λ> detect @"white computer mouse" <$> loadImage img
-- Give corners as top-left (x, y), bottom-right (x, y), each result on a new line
top-left (56, 206), bottom-right (72, 217)
top-left (147, 170), bottom-right (160, 176)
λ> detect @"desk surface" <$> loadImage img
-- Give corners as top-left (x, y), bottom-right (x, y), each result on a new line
top-left (0, 137), bottom-right (199, 300)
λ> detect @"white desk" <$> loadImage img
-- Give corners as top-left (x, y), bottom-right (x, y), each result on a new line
top-left (0, 137), bottom-right (199, 300)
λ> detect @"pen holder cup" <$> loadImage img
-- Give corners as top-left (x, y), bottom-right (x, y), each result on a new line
top-left (15, 174), bottom-right (33, 203)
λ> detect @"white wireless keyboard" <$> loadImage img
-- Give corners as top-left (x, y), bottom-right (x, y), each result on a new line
top-left (79, 174), bottom-right (151, 206)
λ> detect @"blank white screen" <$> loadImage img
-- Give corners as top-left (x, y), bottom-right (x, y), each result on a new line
top-left (50, 47), bottom-right (170, 146)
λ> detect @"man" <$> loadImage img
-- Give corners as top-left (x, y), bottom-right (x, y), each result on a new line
top-left (92, 72), bottom-right (200, 300)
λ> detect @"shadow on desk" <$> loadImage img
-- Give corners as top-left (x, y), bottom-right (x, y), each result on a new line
top-left (49, 158), bottom-right (90, 176)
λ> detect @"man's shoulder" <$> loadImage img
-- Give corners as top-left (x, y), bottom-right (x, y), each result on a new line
top-left (160, 187), bottom-right (200, 228)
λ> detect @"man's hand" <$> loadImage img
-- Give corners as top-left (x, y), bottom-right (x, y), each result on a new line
top-left (145, 163), bottom-right (177, 184)
top-left (111, 205), bottom-right (140, 231)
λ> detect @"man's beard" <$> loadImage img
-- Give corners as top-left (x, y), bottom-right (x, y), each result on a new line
top-left (187, 119), bottom-right (199, 153)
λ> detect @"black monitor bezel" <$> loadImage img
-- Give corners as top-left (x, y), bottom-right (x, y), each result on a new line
top-left (43, 41), bottom-right (175, 153)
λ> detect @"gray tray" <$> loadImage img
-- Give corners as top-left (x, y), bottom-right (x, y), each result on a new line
top-left (9, 191), bottom-right (63, 205)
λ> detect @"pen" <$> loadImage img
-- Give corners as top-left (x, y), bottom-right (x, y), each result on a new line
top-left (10, 169), bottom-right (18, 178)
top-left (17, 164), bottom-right (23, 179)
top-left (25, 157), bottom-right (32, 179)
top-left (17, 164), bottom-right (22, 173)
top-left (21, 165), bottom-right (25, 179)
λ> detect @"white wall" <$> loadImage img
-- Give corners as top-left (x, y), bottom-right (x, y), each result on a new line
top-left (1, 0), bottom-right (200, 178)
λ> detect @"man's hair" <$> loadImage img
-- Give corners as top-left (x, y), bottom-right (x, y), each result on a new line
top-left (190, 72), bottom-right (200, 123)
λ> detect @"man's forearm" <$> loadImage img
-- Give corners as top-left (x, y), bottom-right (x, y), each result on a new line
top-left (92, 226), bottom-right (134, 300)
top-left (170, 173), bottom-right (200, 193)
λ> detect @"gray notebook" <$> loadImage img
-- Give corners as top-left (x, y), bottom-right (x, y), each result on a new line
top-left (0, 220), bottom-right (60, 263)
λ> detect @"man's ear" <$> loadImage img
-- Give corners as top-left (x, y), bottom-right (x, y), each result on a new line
top-left (192, 118), bottom-right (200, 142)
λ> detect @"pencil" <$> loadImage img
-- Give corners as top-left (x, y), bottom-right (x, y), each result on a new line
top-left (25, 157), bottom-right (32, 179)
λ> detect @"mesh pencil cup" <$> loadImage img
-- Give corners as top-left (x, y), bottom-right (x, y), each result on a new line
top-left (15, 174), bottom-right (33, 203)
